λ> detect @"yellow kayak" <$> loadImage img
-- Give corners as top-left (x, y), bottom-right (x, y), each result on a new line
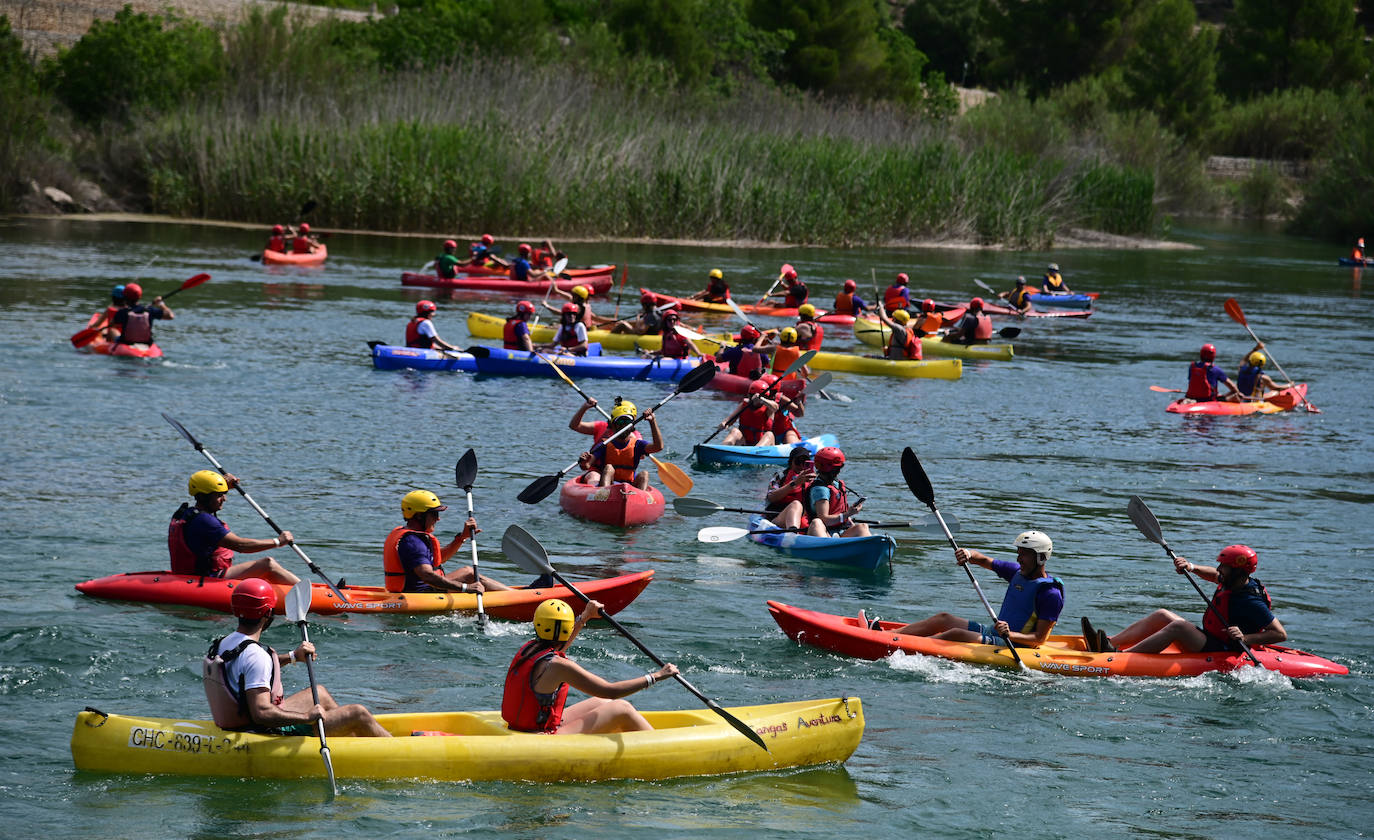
top-left (807, 350), bottom-right (961, 379)
top-left (71, 697), bottom-right (863, 782)
top-left (466, 312), bottom-right (732, 353)
top-left (852, 317), bottom-right (1013, 361)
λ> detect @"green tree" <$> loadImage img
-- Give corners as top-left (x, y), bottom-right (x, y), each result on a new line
top-left (980, 0), bottom-right (1132, 97)
top-left (0, 16), bottom-right (47, 208)
top-left (749, 0), bottom-right (887, 95)
top-left (607, 0), bottom-right (716, 87)
top-left (1217, 0), bottom-right (1370, 99)
top-left (901, 0), bottom-right (983, 86)
top-left (45, 5), bottom-right (223, 123)
top-left (1118, 0), bottom-right (1220, 140)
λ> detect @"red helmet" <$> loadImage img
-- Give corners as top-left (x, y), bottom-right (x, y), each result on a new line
top-left (920, 298), bottom-right (934, 312)
top-left (1216, 544), bottom-right (1258, 574)
top-left (739, 324), bottom-right (761, 342)
top-left (662, 310), bottom-right (680, 323)
top-left (782, 266), bottom-right (798, 280)
top-left (515, 300), bottom-right (536, 317)
top-left (1200, 343), bottom-right (1216, 362)
top-left (443, 239), bottom-right (457, 249)
top-left (748, 379), bottom-right (769, 395)
top-left (272, 224), bottom-right (284, 234)
top-left (969, 297), bottom-right (984, 311)
top-left (518, 243), bottom-right (532, 254)
top-left (641, 292), bottom-right (656, 305)
top-left (481, 234), bottom-right (494, 245)
top-left (561, 302), bottom-right (578, 315)
top-left (843, 279), bottom-right (857, 292)
top-left (896, 273), bottom-right (909, 285)
top-left (299, 223), bottom-right (310, 233)
top-left (416, 299), bottom-right (437, 315)
top-left (123, 282), bottom-right (143, 301)
top-left (814, 446), bottom-right (845, 472)
top-left (230, 578), bottom-right (277, 619)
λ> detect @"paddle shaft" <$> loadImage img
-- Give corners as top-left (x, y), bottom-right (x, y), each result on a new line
top-left (698, 350), bottom-right (815, 446)
top-left (929, 507), bottom-right (1024, 665)
top-left (1228, 309), bottom-right (1313, 411)
top-left (462, 486), bottom-right (487, 627)
top-left (542, 565), bottom-right (769, 753)
top-left (294, 619), bottom-right (338, 794)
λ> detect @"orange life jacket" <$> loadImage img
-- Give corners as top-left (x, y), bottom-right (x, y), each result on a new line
top-left (771, 345), bottom-right (803, 379)
top-left (382, 526), bottom-right (444, 593)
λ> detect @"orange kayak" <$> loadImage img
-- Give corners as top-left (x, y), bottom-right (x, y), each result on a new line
top-left (263, 245), bottom-right (328, 266)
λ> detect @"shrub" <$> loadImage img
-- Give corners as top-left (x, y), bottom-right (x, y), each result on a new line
top-left (1205, 87), bottom-right (1355, 160)
top-left (0, 15), bottom-right (47, 207)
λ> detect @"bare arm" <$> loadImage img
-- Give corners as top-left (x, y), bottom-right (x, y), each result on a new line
top-left (218, 529), bottom-right (294, 554)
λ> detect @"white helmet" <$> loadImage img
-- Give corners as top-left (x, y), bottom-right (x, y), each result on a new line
top-left (1013, 530), bottom-right (1053, 561)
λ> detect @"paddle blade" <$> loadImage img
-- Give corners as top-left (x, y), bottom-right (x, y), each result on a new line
top-left (284, 580), bottom-right (312, 623)
top-left (176, 273), bottom-right (211, 294)
top-left (464, 346), bottom-right (492, 358)
top-left (553, 257), bottom-right (570, 276)
top-left (161, 412), bottom-right (200, 448)
top-left (674, 324), bottom-right (706, 341)
top-left (697, 526), bottom-right (751, 543)
top-left (455, 449), bottom-right (478, 490)
top-left (517, 473), bottom-right (561, 505)
top-left (653, 457), bottom-right (694, 497)
top-left (900, 447), bottom-right (937, 510)
top-left (70, 327), bottom-right (101, 348)
top-left (502, 524), bottom-right (554, 576)
top-left (1126, 495), bottom-right (1164, 545)
top-left (973, 278), bottom-right (996, 294)
top-left (675, 359), bottom-right (718, 394)
top-left (998, 327), bottom-right (1021, 339)
top-left (806, 372), bottom-right (833, 393)
top-left (673, 497), bottom-right (725, 517)
top-left (1148, 385), bottom-right (1182, 393)
top-left (1223, 298), bottom-right (1246, 326)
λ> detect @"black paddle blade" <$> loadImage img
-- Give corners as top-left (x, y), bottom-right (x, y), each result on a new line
top-left (455, 449), bottom-right (478, 490)
top-left (161, 413), bottom-right (201, 448)
top-left (676, 360), bottom-right (718, 393)
top-left (518, 473), bottom-right (561, 505)
top-left (999, 327), bottom-right (1022, 338)
top-left (249, 253), bottom-right (263, 262)
top-left (465, 346), bottom-right (492, 358)
top-left (1126, 495), bottom-right (1164, 545)
top-left (900, 446), bottom-right (937, 510)
top-left (501, 524), bottom-right (554, 576)
top-left (672, 497), bottom-right (726, 517)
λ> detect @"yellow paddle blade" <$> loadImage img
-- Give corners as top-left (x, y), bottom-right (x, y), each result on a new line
top-left (651, 456), bottom-right (694, 497)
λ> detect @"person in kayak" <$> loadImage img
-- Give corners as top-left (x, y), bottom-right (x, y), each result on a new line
top-left (998, 276), bottom-right (1034, 314)
top-left (610, 292), bottom-right (664, 335)
top-left (832, 279), bottom-right (868, 317)
top-left (539, 302), bottom-right (589, 355)
top-left (266, 225), bottom-right (288, 254)
top-left (291, 223), bottom-right (320, 254)
top-left (570, 396), bottom-right (642, 480)
top-left (802, 447), bottom-right (870, 538)
top-left (793, 303), bottom-right (824, 350)
top-left (1228, 346), bottom-right (1283, 401)
top-left (87, 284), bottom-right (125, 336)
top-left (546, 285), bottom-right (612, 330)
top-left (1353, 238), bottom-right (1365, 263)
top-left (875, 307), bottom-right (923, 360)
top-left (435, 239), bottom-right (464, 279)
top-left (691, 268), bottom-right (730, 303)
top-left (944, 297), bottom-right (994, 344)
top-left (468, 233), bottom-right (508, 268)
top-left (405, 300), bottom-right (460, 351)
top-left (504, 300), bottom-right (537, 351)
top-left (718, 379), bottom-right (780, 447)
top-left (764, 266), bottom-right (808, 307)
top-left (883, 273), bottom-right (912, 313)
top-left (860, 531), bottom-right (1062, 647)
top-left (383, 490), bottom-right (511, 594)
top-left (107, 282), bottom-right (174, 347)
top-left (1042, 263), bottom-right (1070, 293)
top-left (759, 327), bottom-right (810, 380)
top-left (587, 401), bottom-right (663, 489)
top-left (765, 446), bottom-right (817, 517)
top-left (912, 299), bottom-right (945, 336)
top-left (503, 598), bottom-right (678, 734)
top-left (770, 385), bottom-right (806, 445)
top-left (512, 243), bottom-right (554, 284)
top-left (657, 310), bottom-right (702, 358)
top-left (169, 471), bottom-right (300, 584)
top-left (1183, 343), bottom-right (1239, 402)
top-left (715, 324), bottom-right (767, 378)
top-left (1081, 545), bottom-right (1286, 654)
top-left (530, 238), bottom-right (561, 270)
top-left (204, 578), bottom-right (390, 737)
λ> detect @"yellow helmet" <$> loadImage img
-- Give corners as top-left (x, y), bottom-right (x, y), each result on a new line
top-left (188, 470), bottom-right (228, 496)
top-left (708, 268), bottom-right (724, 280)
top-left (611, 399), bottom-right (637, 424)
top-left (797, 303), bottom-right (816, 319)
top-left (534, 599), bottom-right (575, 641)
top-left (401, 489), bottom-right (446, 520)
top-left (1249, 351), bottom-right (1266, 366)
top-left (892, 309), bottom-right (910, 324)
top-left (780, 326), bottom-right (798, 343)
top-left (571, 285), bottom-right (590, 300)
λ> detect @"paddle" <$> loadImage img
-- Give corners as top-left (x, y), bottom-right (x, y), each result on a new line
top-left (251, 200), bottom-right (317, 261)
top-left (71, 273), bottom-right (211, 348)
top-left (500, 524), bottom-right (770, 753)
top-left (1126, 495), bottom-right (1262, 667)
top-left (517, 361), bottom-right (718, 504)
top-left (284, 580), bottom-right (339, 795)
top-left (454, 449), bottom-right (489, 629)
top-left (612, 264), bottom-right (629, 319)
top-left (900, 446), bottom-right (1025, 668)
top-left (755, 265), bottom-right (789, 306)
top-left (672, 496), bottom-right (959, 530)
top-left (697, 349), bottom-right (817, 447)
top-left (532, 351), bottom-right (694, 497)
top-left (1223, 298), bottom-right (1319, 413)
top-left (1150, 385), bottom-right (1183, 393)
top-left (697, 516), bottom-right (949, 542)
top-left (161, 413), bottom-right (350, 603)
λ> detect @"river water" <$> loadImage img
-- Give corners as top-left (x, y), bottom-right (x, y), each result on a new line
top-left (1, 218), bottom-right (1370, 839)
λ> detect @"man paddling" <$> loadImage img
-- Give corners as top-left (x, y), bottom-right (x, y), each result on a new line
top-left (1183, 343), bottom-right (1239, 402)
top-left (405, 300), bottom-right (459, 351)
top-left (998, 276), bottom-right (1034, 314)
top-left (504, 300), bottom-right (537, 351)
top-left (383, 490), bottom-right (511, 594)
top-left (875, 307), bottom-right (922, 360)
top-left (169, 471), bottom-right (300, 585)
top-left (291, 223), bottom-right (321, 254)
top-left (1081, 545), bottom-right (1286, 654)
top-left (764, 266), bottom-right (808, 307)
top-left (569, 396), bottom-right (642, 480)
top-left (860, 531), bottom-right (1062, 648)
top-left (1228, 345), bottom-right (1283, 401)
top-left (610, 293), bottom-right (663, 335)
top-left (1042, 263), bottom-right (1071, 293)
top-left (266, 225), bottom-right (288, 254)
top-left (714, 324), bottom-right (767, 378)
top-left (203, 578), bottom-right (390, 736)
top-left (538, 302), bottom-right (590, 355)
top-left (503, 598), bottom-right (677, 734)
top-left (107, 282), bottom-right (173, 348)
top-left (832, 279), bottom-right (868, 317)
top-left (794, 303), bottom-right (824, 350)
top-left (883, 272), bottom-right (912, 314)
top-left (586, 401), bottom-right (663, 489)
top-left (801, 447), bottom-right (870, 538)
top-left (435, 239), bottom-right (463, 279)
top-left (716, 379), bottom-right (779, 447)
top-left (944, 297), bottom-right (994, 344)
top-left (691, 268), bottom-right (730, 303)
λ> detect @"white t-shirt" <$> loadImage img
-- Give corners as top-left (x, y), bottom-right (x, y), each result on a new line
top-left (416, 320), bottom-right (438, 340)
top-left (216, 631), bottom-right (274, 696)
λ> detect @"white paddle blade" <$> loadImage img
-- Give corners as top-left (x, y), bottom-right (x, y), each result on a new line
top-left (284, 580), bottom-right (312, 623)
top-left (553, 257), bottom-right (570, 275)
top-left (697, 526), bottom-right (751, 543)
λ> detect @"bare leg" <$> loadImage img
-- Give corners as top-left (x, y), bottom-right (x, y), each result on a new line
top-left (757, 430), bottom-right (776, 446)
top-left (1107, 609), bottom-right (1185, 649)
top-left (227, 557), bottom-right (300, 586)
top-left (890, 612), bottom-right (968, 638)
top-left (598, 464), bottom-right (616, 488)
top-left (282, 686), bottom-right (391, 737)
top-left (721, 427), bottom-right (744, 446)
top-left (771, 500), bottom-right (803, 529)
top-left (1121, 616), bottom-right (1208, 655)
top-left (556, 697), bottom-right (652, 734)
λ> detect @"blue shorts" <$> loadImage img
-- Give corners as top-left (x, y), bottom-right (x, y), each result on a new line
top-left (968, 620), bottom-right (1008, 648)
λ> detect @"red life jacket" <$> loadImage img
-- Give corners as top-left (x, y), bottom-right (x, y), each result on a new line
top-left (405, 316), bottom-right (433, 348)
top-left (727, 347), bottom-right (764, 378)
top-left (555, 323), bottom-right (585, 352)
top-left (503, 317), bottom-right (529, 350)
top-left (736, 403), bottom-right (773, 445)
top-left (784, 283), bottom-right (808, 307)
top-left (1202, 579), bottom-right (1273, 640)
top-left (972, 313), bottom-right (993, 340)
top-left (660, 329), bottom-right (690, 358)
top-left (599, 436), bottom-right (642, 482)
top-left (797, 322), bottom-right (823, 351)
top-left (884, 285), bottom-right (909, 311)
top-left (887, 325), bottom-right (921, 360)
top-left (532, 249), bottom-right (552, 268)
top-left (168, 504), bottom-right (236, 577)
top-left (703, 279), bottom-right (729, 302)
top-left (833, 292), bottom-right (856, 314)
top-left (121, 309), bottom-right (153, 344)
top-left (203, 636), bottom-right (284, 730)
top-left (769, 467), bottom-right (809, 512)
top-left (502, 640), bottom-right (570, 732)
top-left (267, 235), bottom-right (287, 253)
top-left (771, 406), bottom-right (797, 438)
top-left (803, 478), bottom-right (849, 521)
top-left (1186, 361), bottom-right (1218, 401)
top-left (382, 526), bottom-right (444, 593)
top-left (291, 236), bottom-right (314, 254)
top-left (771, 345), bottom-right (803, 378)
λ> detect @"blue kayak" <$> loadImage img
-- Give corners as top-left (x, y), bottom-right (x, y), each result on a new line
top-left (371, 343), bottom-right (477, 372)
top-left (1339, 257), bottom-right (1372, 267)
top-left (468, 345), bottom-right (704, 381)
top-left (694, 434), bottom-right (839, 467)
top-left (1026, 293), bottom-right (1095, 309)
top-left (746, 515), bottom-right (895, 573)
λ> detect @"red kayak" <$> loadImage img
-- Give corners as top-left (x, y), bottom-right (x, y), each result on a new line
top-left (767, 601), bottom-right (1348, 679)
top-left (559, 476), bottom-right (665, 527)
top-left (263, 245), bottom-right (328, 266)
top-left (74, 312), bottom-right (163, 358)
top-left (638, 289), bottom-right (851, 323)
top-left (706, 370), bottom-right (805, 396)
top-left (75, 570), bottom-right (654, 619)
top-left (981, 301), bottom-right (1093, 319)
top-left (403, 267), bottom-right (615, 295)
top-left (1167, 384), bottom-right (1307, 415)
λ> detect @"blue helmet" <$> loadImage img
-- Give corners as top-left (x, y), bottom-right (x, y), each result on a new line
top-left (111, 284), bottom-right (125, 303)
